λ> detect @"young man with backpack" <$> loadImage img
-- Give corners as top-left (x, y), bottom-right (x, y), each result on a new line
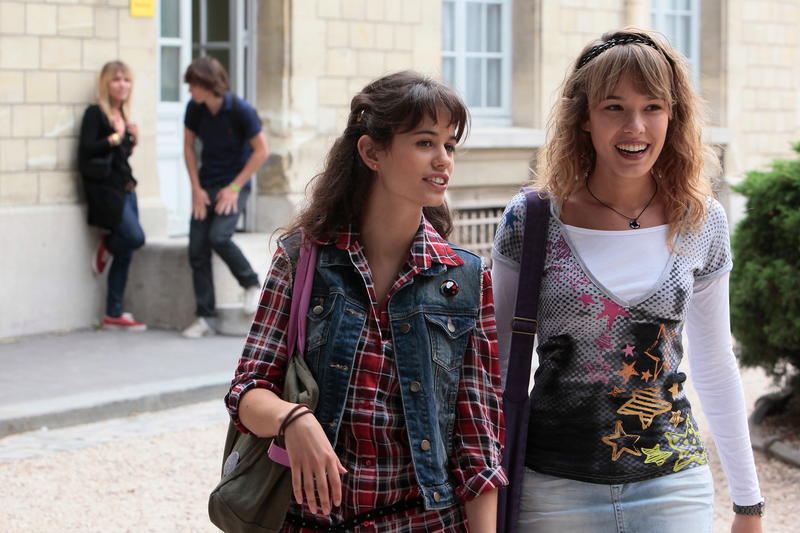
top-left (182, 56), bottom-right (269, 338)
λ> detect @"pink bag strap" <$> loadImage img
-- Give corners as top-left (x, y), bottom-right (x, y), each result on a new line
top-left (286, 238), bottom-right (318, 359)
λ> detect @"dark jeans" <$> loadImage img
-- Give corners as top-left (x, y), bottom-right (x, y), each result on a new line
top-left (189, 185), bottom-right (259, 317)
top-left (106, 192), bottom-right (145, 317)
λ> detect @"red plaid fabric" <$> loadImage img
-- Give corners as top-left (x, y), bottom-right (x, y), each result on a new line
top-left (226, 219), bottom-right (507, 532)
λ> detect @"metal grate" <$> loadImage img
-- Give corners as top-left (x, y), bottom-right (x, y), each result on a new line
top-left (452, 206), bottom-right (505, 263)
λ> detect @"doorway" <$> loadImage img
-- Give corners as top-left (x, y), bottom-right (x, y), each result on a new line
top-left (157, 0), bottom-right (257, 236)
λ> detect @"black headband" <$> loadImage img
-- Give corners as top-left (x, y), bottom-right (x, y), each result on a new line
top-left (576, 36), bottom-right (659, 70)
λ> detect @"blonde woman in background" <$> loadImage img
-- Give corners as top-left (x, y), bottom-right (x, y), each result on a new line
top-left (79, 60), bottom-right (146, 330)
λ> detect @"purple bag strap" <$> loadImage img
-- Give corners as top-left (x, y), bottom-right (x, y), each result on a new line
top-left (498, 188), bottom-right (550, 533)
top-left (286, 238), bottom-right (318, 359)
top-left (506, 189), bottom-right (549, 400)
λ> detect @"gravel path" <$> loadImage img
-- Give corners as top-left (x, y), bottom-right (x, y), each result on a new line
top-left (1, 366), bottom-right (797, 532)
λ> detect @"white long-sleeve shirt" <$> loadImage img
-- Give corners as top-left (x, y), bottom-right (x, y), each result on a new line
top-left (492, 206), bottom-right (762, 506)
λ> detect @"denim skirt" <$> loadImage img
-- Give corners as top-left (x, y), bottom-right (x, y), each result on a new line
top-left (517, 465), bottom-right (714, 533)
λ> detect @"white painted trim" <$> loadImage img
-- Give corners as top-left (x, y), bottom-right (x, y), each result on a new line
top-left (462, 127), bottom-right (545, 149)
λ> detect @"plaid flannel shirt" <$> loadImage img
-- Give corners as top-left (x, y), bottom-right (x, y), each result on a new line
top-left (226, 219), bottom-right (507, 532)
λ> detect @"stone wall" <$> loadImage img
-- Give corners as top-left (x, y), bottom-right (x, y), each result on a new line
top-left (0, 0), bottom-right (162, 338)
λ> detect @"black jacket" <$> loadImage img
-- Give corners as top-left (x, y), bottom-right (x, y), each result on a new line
top-left (78, 104), bottom-right (136, 229)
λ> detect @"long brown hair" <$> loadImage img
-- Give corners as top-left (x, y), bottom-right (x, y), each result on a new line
top-left (96, 60), bottom-right (133, 123)
top-left (284, 71), bottom-right (470, 242)
top-left (535, 28), bottom-right (719, 243)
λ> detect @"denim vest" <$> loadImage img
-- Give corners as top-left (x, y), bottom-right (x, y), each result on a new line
top-left (285, 237), bottom-right (482, 510)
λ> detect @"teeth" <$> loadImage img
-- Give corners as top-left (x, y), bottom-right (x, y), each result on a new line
top-left (428, 177), bottom-right (446, 185)
top-left (616, 143), bottom-right (647, 153)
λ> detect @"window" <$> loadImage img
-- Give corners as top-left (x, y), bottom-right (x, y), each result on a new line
top-left (442, 0), bottom-right (512, 125)
top-left (651, 0), bottom-right (700, 86)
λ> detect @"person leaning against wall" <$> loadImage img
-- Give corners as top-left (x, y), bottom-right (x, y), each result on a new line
top-left (180, 56), bottom-right (270, 339)
top-left (79, 60), bottom-right (146, 331)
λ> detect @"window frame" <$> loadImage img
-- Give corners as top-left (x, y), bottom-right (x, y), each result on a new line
top-left (651, 0), bottom-right (701, 87)
top-left (442, 0), bottom-right (513, 126)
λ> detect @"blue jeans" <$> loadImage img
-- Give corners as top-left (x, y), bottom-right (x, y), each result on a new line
top-left (518, 465), bottom-right (714, 533)
top-left (106, 192), bottom-right (145, 317)
top-left (188, 185), bottom-right (259, 317)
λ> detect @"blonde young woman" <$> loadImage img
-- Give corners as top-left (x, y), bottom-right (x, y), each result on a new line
top-left (79, 60), bottom-right (145, 330)
top-left (492, 29), bottom-right (763, 532)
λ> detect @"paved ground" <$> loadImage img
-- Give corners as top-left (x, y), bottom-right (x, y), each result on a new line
top-left (0, 329), bottom-right (243, 436)
top-left (0, 328), bottom-right (796, 531)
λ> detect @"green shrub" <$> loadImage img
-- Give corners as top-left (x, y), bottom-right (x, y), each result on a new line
top-left (729, 143), bottom-right (800, 391)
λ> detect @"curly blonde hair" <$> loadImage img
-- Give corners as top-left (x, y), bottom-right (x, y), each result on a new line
top-left (535, 28), bottom-right (719, 242)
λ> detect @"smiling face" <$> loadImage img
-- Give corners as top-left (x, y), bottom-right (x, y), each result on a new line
top-left (582, 75), bottom-right (669, 182)
top-left (369, 112), bottom-right (458, 212)
top-left (107, 70), bottom-right (132, 107)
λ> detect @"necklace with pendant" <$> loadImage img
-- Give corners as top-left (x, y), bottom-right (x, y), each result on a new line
top-left (585, 176), bottom-right (658, 229)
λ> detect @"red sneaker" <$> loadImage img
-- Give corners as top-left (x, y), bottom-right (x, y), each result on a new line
top-left (92, 238), bottom-right (112, 275)
top-left (103, 313), bottom-right (147, 331)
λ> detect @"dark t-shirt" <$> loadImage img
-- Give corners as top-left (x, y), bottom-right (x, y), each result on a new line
top-left (183, 91), bottom-right (261, 188)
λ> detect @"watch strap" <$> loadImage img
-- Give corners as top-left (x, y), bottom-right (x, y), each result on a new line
top-left (732, 501), bottom-right (765, 516)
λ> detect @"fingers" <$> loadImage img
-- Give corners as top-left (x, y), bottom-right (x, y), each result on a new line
top-left (302, 468), bottom-right (319, 514)
top-left (192, 204), bottom-right (206, 220)
top-left (328, 460), bottom-right (345, 508)
top-left (291, 464), bottom-right (304, 509)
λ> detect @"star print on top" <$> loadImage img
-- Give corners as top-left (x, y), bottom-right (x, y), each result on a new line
top-left (492, 191), bottom-right (732, 484)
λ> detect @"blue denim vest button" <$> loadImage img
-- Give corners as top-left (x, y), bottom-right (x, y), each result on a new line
top-left (399, 323), bottom-right (412, 334)
top-left (312, 304), bottom-right (324, 315)
top-left (410, 381), bottom-right (421, 392)
top-left (433, 491), bottom-right (441, 502)
top-left (420, 439), bottom-right (431, 451)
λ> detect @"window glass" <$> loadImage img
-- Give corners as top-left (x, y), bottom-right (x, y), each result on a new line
top-left (161, 0), bottom-right (180, 38)
top-left (441, 0), bottom-right (510, 121)
top-left (466, 57), bottom-right (483, 107)
top-left (206, 0), bottom-right (230, 42)
top-left (466, 2), bottom-right (482, 53)
top-left (443, 2), bottom-right (455, 52)
top-left (487, 4), bottom-right (501, 52)
top-left (160, 46), bottom-right (181, 102)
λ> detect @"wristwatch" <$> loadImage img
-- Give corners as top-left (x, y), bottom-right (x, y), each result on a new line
top-left (732, 500), bottom-right (765, 516)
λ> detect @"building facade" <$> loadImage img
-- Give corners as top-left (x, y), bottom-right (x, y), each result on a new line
top-left (1, 0), bottom-right (799, 338)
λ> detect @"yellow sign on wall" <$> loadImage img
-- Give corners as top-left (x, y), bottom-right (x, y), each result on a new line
top-left (130, 0), bottom-right (155, 18)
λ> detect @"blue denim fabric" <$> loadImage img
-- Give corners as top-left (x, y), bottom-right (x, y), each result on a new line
top-left (300, 242), bottom-right (482, 510)
top-left (188, 185), bottom-right (259, 317)
top-left (106, 192), bottom-right (145, 317)
top-left (518, 465), bottom-right (714, 532)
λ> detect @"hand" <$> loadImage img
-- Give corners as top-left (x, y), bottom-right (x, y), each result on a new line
top-left (112, 115), bottom-right (126, 137)
top-left (731, 514), bottom-right (763, 533)
top-left (214, 186), bottom-right (239, 216)
top-left (192, 187), bottom-right (211, 220)
top-left (283, 411), bottom-right (347, 515)
top-left (127, 122), bottom-right (139, 145)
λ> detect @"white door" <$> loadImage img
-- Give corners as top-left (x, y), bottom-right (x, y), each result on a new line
top-left (157, 0), bottom-right (193, 236)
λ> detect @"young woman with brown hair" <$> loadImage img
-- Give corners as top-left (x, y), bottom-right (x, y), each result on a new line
top-left (493, 29), bottom-right (763, 532)
top-left (226, 71), bottom-right (506, 531)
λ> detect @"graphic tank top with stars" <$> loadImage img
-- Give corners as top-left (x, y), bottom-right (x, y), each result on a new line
top-left (493, 192), bottom-right (733, 484)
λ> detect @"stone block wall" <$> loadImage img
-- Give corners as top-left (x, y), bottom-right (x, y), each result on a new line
top-left (0, 0), bottom-right (158, 211)
top-left (0, 0), bottom-right (161, 338)
top-left (726, 0), bottom-right (800, 182)
top-left (255, 0), bottom-right (442, 231)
